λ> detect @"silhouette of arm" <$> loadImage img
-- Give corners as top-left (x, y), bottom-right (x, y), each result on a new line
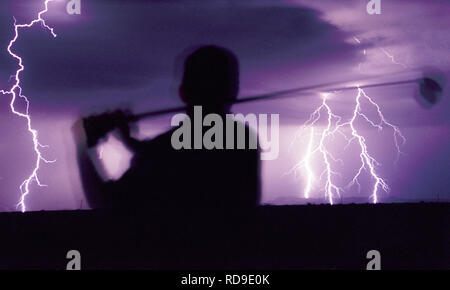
top-left (73, 119), bottom-right (113, 208)
top-left (72, 109), bottom-right (142, 208)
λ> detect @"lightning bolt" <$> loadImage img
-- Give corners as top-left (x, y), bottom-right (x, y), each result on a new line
top-left (288, 33), bottom-right (410, 204)
top-left (290, 36), bottom-right (408, 204)
top-left (292, 88), bottom-right (405, 204)
top-left (302, 127), bottom-right (314, 199)
top-left (290, 94), bottom-right (345, 204)
top-left (335, 87), bottom-right (406, 203)
top-left (353, 36), bottom-right (408, 69)
top-left (379, 48), bottom-right (408, 69)
top-left (0, 0), bottom-right (57, 212)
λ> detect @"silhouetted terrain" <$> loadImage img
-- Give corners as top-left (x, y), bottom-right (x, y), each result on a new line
top-left (0, 203), bottom-right (448, 269)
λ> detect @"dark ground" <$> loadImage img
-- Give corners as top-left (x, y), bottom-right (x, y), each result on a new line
top-left (0, 203), bottom-right (448, 269)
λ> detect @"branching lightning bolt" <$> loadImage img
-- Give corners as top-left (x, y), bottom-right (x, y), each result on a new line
top-left (290, 94), bottom-right (345, 204)
top-left (333, 87), bottom-right (406, 203)
top-left (291, 37), bottom-right (407, 204)
top-left (0, 0), bottom-right (57, 212)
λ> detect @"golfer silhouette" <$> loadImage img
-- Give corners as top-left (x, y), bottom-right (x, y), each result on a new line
top-left (73, 45), bottom-right (261, 210)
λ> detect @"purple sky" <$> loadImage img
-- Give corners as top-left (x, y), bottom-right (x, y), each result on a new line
top-left (0, 0), bottom-right (449, 211)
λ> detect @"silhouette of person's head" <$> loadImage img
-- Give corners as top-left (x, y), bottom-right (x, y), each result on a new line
top-left (179, 45), bottom-right (239, 112)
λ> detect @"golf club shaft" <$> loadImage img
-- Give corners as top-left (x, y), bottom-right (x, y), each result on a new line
top-left (129, 77), bottom-right (420, 122)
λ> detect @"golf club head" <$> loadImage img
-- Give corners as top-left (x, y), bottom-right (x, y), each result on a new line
top-left (414, 68), bottom-right (446, 108)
